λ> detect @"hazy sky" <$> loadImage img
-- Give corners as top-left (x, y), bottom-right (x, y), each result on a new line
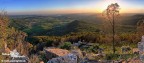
top-left (0, 0), bottom-right (144, 15)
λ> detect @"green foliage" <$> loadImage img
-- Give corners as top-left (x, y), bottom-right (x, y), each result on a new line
top-left (39, 51), bottom-right (48, 63)
top-left (9, 14), bottom-right (144, 36)
top-left (28, 36), bottom-right (60, 46)
top-left (105, 54), bottom-right (120, 60)
top-left (85, 44), bottom-right (100, 53)
top-left (45, 40), bottom-right (53, 47)
top-left (60, 42), bottom-right (72, 50)
top-left (9, 15), bottom-right (101, 36)
top-left (65, 20), bottom-right (99, 33)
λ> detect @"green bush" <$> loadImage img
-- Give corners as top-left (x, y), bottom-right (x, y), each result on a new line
top-left (60, 42), bottom-right (72, 50)
top-left (88, 44), bottom-right (100, 53)
top-left (105, 54), bottom-right (120, 60)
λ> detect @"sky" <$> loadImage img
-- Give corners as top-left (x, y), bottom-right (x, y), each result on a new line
top-left (0, 0), bottom-right (144, 15)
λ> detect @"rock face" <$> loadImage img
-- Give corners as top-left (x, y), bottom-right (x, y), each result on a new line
top-left (47, 49), bottom-right (84, 63)
top-left (133, 48), bottom-right (139, 54)
top-left (47, 53), bottom-right (77, 63)
top-left (138, 36), bottom-right (144, 62)
top-left (44, 48), bottom-right (70, 60)
top-left (71, 49), bottom-right (83, 59)
top-left (138, 36), bottom-right (144, 53)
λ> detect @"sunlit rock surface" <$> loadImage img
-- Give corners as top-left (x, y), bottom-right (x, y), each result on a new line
top-left (44, 48), bottom-right (70, 60)
top-left (47, 48), bottom-right (84, 63)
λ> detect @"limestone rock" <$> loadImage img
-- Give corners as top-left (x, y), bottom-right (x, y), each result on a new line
top-left (47, 53), bottom-right (77, 63)
top-left (44, 48), bottom-right (70, 60)
top-left (47, 49), bottom-right (84, 63)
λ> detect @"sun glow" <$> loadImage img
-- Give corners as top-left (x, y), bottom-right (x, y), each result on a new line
top-left (96, 0), bottom-right (124, 13)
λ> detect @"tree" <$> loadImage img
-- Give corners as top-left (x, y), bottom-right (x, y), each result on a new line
top-left (102, 3), bottom-right (120, 54)
top-left (0, 10), bottom-right (8, 60)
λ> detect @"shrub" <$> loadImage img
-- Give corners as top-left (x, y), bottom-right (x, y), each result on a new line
top-left (88, 44), bottom-right (100, 53)
top-left (60, 42), bottom-right (72, 50)
top-left (46, 40), bottom-right (53, 47)
top-left (105, 54), bottom-right (120, 60)
top-left (29, 54), bottom-right (40, 63)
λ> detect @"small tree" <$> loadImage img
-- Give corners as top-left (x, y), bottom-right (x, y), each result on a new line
top-left (103, 3), bottom-right (120, 54)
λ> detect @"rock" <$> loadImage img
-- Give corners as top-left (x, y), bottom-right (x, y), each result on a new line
top-left (132, 48), bottom-right (139, 54)
top-left (47, 49), bottom-right (84, 63)
top-left (71, 49), bottom-right (83, 59)
top-left (138, 36), bottom-right (144, 53)
top-left (47, 53), bottom-right (78, 63)
top-left (44, 48), bottom-right (70, 60)
top-left (141, 36), bottom-right (144, 42)
top-left (4, 49), bottom-right (29, 63)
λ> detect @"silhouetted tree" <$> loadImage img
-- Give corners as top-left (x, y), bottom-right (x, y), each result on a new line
top-left (103, 3), bottom-right (120, 54)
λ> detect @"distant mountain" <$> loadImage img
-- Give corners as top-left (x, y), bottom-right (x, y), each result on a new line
top-left (45, 20), bottom-right (100, 36)
top-left (9, 14), bottom-right (101, 36)
top-left (121, 14), bottom-right (144, 25)
top-left (65, 20), bottom-right (99, 32)
top-left (9, 13), bottom-right (144, 36)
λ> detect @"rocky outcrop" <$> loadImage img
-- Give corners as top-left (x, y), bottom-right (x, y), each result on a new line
top-left (44, 48), bottom-right (70, 60)
top-left (138, 36), bottom-right (144, 62)
top-left (138, 36), bottom-right (144, 53)
top-left (133, 48), bottom-right (139, 54)
top-left (47, 53), bottom-right (77, 63)
top-left (47, 48), bottom-right (84, 63)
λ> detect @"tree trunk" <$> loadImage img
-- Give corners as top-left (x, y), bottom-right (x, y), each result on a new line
top-left (112, 13), bottom-right (115, 54)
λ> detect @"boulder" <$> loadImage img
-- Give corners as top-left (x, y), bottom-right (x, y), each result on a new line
top-left (132, 48), bottom-right (139, 54)
top-left (47, 53), bottom-right (77, 63)
top-left (71, 49), bottom-right (83, 59)
top-left (47, 49), bottom-right (84, 63)
top-left (44, 48), bottom-right (70, 60)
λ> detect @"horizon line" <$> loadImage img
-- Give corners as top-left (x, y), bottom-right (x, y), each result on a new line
top-left (8, 12), bottom-right (144, 16)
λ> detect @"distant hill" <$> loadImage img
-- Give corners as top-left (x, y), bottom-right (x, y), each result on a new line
top-left (45, 20), bottom-right (100, 36)
top-left (65, 20), bottom-right (99, 32)
top-left (9, 14), bottom-right (101, 36)
top-left (120, 14), bottom-right (144, 25)
top-left (9, 13), bottom-right (144, 36)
